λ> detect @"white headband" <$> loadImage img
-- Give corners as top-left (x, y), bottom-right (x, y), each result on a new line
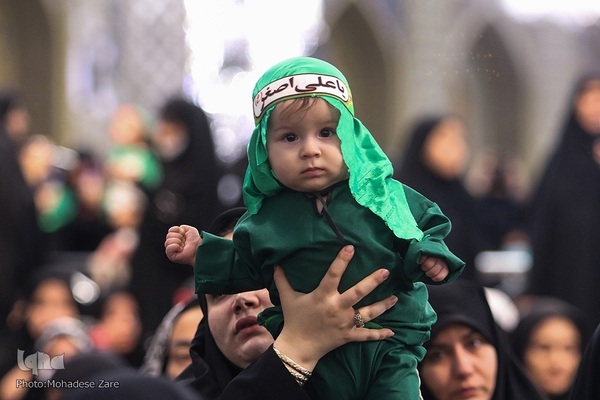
top-left (252, 73), bottom-right (351, 122)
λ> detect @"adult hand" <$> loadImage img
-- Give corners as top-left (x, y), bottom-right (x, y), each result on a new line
top-left (273, 245), bottom-right (396, 372)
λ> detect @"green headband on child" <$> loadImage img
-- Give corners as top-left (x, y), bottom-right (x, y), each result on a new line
top-left (243, 56), bottom-right (423, 240)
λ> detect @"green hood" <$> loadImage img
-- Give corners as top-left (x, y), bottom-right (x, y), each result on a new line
top-left (243, 56), bottom-right (423, 240)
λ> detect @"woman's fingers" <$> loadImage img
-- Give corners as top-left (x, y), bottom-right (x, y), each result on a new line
top-left (272, 246), bottom-right (396, 367)
top-left (339, 268), bottom-right (391, 308)
top-left (316, 245), bottom-right (354, 294)
top-left (273, 246), bottom-right (356, 329)
top-left (273, 265), bottom-right (298, 304)
top-left (346, 296), bottom-right (397, 342)
top-left (352, 325), bottom-right (394, 341)
top-left (355, 295), bottom-right (398, 325)
top-left (281, 244), bottom-right (393, 312)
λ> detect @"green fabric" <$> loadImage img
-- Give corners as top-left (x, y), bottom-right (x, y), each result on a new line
top-left (195, 183), bottom-right (465, 400)
top-left (312, 341), bottom-right (425, 400)
top-left (196, 183), bottom-right (465, 339)
top-left (38, 184), bottom-right (78, 233)
top-left (106, 145), bottom-right (163, 190)
top-left (195, 56), bottom-right (465, 399)
top-left (243, 56), bottom-right (423, 240)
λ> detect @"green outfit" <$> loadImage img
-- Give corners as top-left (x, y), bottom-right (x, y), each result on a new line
top-left (37, 183), bottom-right (77, 233)
top-left (106, 145), bottom-right (162, 191)
top-left (196, 182), bottom-right (463, 399)
top-left (195, 57), bottom-right (465, 399)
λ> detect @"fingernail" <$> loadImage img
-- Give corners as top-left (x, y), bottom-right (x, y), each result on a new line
top-left (380, 269), bottom-right (390, 279)
top-left (344, 245), bottom-right (354, 253)
top-left (390, 295), bottom-right (398, 305)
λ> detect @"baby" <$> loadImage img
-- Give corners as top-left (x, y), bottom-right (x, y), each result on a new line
top-left (166, 56), bottom-right (464, 399)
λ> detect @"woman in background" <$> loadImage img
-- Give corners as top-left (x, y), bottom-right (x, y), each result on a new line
top-left (394, 115), bottom-right (488, 281)
top-left (511, 296), bottom-right (587, 400)
top-left (418, 280), bottom-right (548, 400)
top-left (525, 71), bottom-right (600, 339)
top-left (129, 97), bottom-right (223, 339)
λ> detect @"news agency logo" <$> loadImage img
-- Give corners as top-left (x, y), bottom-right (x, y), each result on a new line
top-left (17, 350), bottom-right (65, 376)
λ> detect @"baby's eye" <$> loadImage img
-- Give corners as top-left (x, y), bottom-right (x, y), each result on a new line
top-left (283, 133), bottom-right (297, 142)
top-left (319, 129), bottom-right (335, 138)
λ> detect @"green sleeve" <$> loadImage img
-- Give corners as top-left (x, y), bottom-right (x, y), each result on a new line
top-left (139, 151), bottom-right (163, 190)
top-left (402, 185), bottom-right (465, 284)
top-left (194, 231), bottom-right (265, 294)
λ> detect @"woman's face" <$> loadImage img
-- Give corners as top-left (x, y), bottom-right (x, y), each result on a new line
top-left (98, 292), bottom-right (142, 355)
top-left (575, 79), bottom-right (600, 134)
top-left (26, 279), bottom-right (79, 339)
top-left (108, 104), bottom-right (145, 144)
top-left (420, 323), bottom-right (497, 400)
top-left (153, 120), bottom-right (190, 161)
top-left (165, 306), bottom-right (203, 379)
top-left (523, 316), bottom-right (581, 398)
top-left (422, 118), bottom-right (470, 180)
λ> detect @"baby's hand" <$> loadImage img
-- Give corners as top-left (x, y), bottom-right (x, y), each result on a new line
top-left (419, 255), bottom-right (449, 282)
top-left (165, 225), bottom-right (202, 266)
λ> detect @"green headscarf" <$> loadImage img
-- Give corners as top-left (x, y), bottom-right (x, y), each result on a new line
top-left (243, 56), bottom-right (423, 240)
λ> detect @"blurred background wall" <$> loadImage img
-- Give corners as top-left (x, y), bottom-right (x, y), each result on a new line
top-left (1, 0), bottom-right (599, 185)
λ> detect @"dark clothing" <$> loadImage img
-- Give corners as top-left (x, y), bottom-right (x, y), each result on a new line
top-left (177, 320), bottom-right (242, 399)
top-left (220, 346), bottom-right (321, 400)
top-left (23, 351), bottom-right (129, 400)
top-left (180, 289), bottom-right (320, 400)
top-left (180, 280), bottom-right (319, 399)
top-left (394, 116), bottom-right (489, 281)
top-left (525, 73), bottom-right (600, 340)
top-left (129, 98), bottom-right (223, 337)
top-left (474, 194), bottom-right (526, 250)
top-left (174, 209), bottom-right (248, 400)
top-left (570, 322), bottom-right (600, 400)
top-left (63, 367), bottom-right (201, 400)
top-left (423, 280), bottom-right (549, 400)
top-left (50, 213), bottom-right (113, 252)
top-left (0, 125), bottom-right (44, 329)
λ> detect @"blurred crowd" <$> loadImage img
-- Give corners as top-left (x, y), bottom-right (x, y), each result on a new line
top-left (0, 68), bottom-right (599, 400)
top-left (0, 91), bottom-right (235, 399)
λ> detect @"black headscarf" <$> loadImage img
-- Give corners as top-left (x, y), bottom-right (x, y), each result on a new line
top-left (139, 296), bottom-right (200, 376)
top-left (525, 71), bottom-right (600, 340)
top-left (152, 97), bottom-right (223, 228)
top-left (175, 207), bottom-right (248, 399)
top-left (53, 350), bottom-right (129, 382)
top-left (394, 115), bottom-right (487, 281)
top-left (421, 280), bottom-right (548, 400)
top-left (538, 71), bottom-right (600, 175)
top-left (0, 90), bottom-right (45, 329)
top-left (63, 367), bottom-right (202, 400)
top-left (0, 89), bottom-right (19, 122)
top-left (511, 296), bottom-right (588, 363)
top-left (569, 322), bottom-right (600, 400)
top-left (129, 97), bottom-right (224, 337)
top-left (510, 297), bottom-right (587, 400)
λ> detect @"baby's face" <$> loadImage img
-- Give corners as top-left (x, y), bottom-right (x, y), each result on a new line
top-left (266, 98), bottom-right (348, 193)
